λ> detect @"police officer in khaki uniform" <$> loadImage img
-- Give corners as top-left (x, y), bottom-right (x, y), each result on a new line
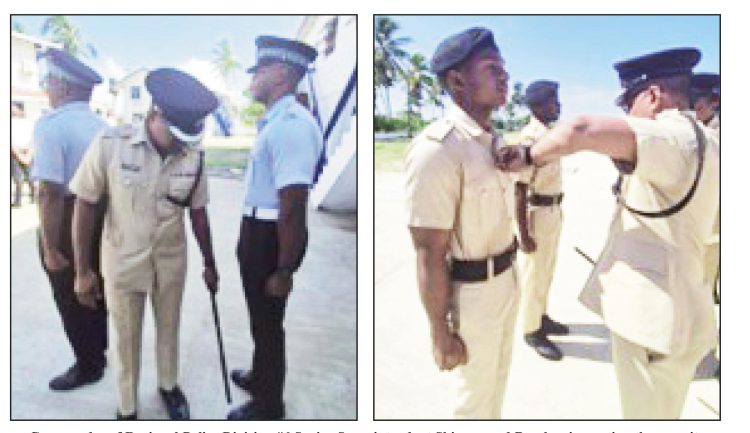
top-left (692, 73), bottom-right (720, 131)
top-left (691, 73), bottom-right (720, 304)
top-left (405, 28), bottom-right (520, 419)
top-left (70, 68), bottom-right (220, 420)
top-left (514, 80), bottom-right (569, 361)
top-left (691, 72), bottom-right (720, 379)
top-left (496, 48), bottom-right (719, 419)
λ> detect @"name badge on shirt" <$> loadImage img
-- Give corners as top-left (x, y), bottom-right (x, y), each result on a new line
top-left (121, 163), bottom-right (141, 172)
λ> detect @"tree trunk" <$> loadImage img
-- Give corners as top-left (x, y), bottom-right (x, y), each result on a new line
top-left (406, 99), bottom-right (413, 139)
top-left (385, 87), bottom-right (392, 118)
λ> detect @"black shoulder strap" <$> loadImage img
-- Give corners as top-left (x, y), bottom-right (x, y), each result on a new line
top-left (166, 150), bottom-right (204, 208)
top-left (614, 113), bottom-right (706, 218)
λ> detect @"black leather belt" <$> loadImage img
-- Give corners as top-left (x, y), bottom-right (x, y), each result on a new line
top-left (529, 193), bottom-right (564, 207)
top-left (450, 238), bottom-right (518, 283)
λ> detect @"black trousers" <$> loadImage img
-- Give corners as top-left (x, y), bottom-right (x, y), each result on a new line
top-left (236, 216), bottom-right (306, 408)
top-left (38, 197), bottom-right (108, 371)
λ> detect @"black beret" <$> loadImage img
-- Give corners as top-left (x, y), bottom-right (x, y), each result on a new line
top-left (145, 68), bottom-right (218, 143)
top-left (524, 80), bottom-right (559, 106)
top-left (430, 27), bottom-right (498, 75)
top-left (247, 36), bottom-right (317, 73)
top-left (691, 72), bottom-right (720, 97)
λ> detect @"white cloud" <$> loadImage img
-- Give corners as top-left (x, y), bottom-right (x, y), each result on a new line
top-left (559, 84), bottom-right (622, 119)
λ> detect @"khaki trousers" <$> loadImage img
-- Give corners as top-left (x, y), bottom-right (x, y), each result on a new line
top-left (518, 206), bottom-right (562, 334)
top-left (610, 332), bottom-right (705, 419)
top-left (105, 267), bottom-right (186, 415)
top-left (452, 268), bottom-right (519, 419)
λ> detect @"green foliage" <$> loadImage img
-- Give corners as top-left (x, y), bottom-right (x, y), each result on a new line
top-left (212, 39), bottom-right (241, 80)
top-left (12, 20), bottom-right (25, 33)
top-left (374, 16), bottom-right (411, 117)
top-left (41, 16), bottom-right (96, 58)
top-left (240, 101), bottom-right (266, 126)
top-left (374, 115), bottom-right (406, 132)
top-left (496, 81), bottom-right (529, 132)
top-left (374, 112), bottom-right (429, 133)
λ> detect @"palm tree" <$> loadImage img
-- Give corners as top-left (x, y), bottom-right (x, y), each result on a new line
top-left (374, 16), bottom-right (410, 117)
top-left (41, 16), bottom-right (96, 58)
top-left (212, 38), bottom-right (241, 85)
top-left (403, 53), bottom-right (432, 138)
top-left (426, 77), bottom-right (445, 117)
top-left (502, 81), bottom-right (526, 131)
top-left (12, 20), bottom-right (25, 33)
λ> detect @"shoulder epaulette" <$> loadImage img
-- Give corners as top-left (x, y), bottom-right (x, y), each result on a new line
top-left (423, 118), bottom-right (454, 142)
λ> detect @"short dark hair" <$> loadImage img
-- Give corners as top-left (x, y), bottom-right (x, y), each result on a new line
top-left (652, 74), bottom-right (691, 106)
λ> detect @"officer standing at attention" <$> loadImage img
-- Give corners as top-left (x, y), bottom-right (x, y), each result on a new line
top-left (691, 73), bottom-right (720, 131)
top-left (691, 72), bottom-right (720, 303)
top-left (70, 68), bottom-right (220, 420)
top-left (228, 36), bottom-right (322, 420)
top-left (691, 72), bottom-right (720, 378)
top-left (495, 48), bottom-right (720, 419)
top-left (514, 80), bottom-right (569, 361)
top-left (405, 28), bottom-right (520, 419)
top-left (30, 48), bottom-right (108, 391)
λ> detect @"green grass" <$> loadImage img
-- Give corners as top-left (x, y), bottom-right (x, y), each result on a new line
top-left (203, 136), bottom-right (252, 170)
top-left (205, 148), bottom-right (248, 169)
top-left (374, 140), bottom-right (410, 172)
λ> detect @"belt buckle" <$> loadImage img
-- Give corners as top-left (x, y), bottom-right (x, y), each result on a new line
top-left (487, 256), bottom-right (494, 280)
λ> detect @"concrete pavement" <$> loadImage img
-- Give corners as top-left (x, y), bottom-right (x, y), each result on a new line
top-left (10, 177), bottom-right (356, 420)
top-left (374, 152), bottom-right (719, 419)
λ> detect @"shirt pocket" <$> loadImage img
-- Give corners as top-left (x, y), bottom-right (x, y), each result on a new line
top-left (113, 162), bottom-right (145, 212)
top-left (168, 171), bottom-right (198, 205)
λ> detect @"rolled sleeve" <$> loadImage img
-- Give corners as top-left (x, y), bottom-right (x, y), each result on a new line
top-left (68, 133), bottom-right (108, 203)
top-left (404, 139), bottom-right (460, 230)
top-left (271, 119), bottom-right (320, 190)
top-left (30, 122), bottom-right (65, 184)
top-left (626, 116), bottom-right (693, 189)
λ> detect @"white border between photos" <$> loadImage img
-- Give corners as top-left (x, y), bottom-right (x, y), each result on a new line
top-left (2, 1), bottom-right (746, 433)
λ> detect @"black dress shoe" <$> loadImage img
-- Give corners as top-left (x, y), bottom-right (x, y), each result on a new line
top-left (159, 386), bottom-right (190, 420)
top-left (541, 314), bottom-right (569, 335)
top-left (524, 330), bottom-right (563, 361)
top-left (116, 411), bottom-right (137, 420)
top-left (230, 369), bottom-right (255, 393)
top-left (49, 363), bottom-right (104, 391)
top-left (227, 400), bottom-right (284, 420)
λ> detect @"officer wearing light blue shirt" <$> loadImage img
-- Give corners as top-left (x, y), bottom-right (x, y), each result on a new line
top-left (31, 48), bottom-right (109, 393)
top-left (31, 101), bottom-right (107, 188)
top-left (243, 94), bottom-right (323, 213)
top-left (229, 35), bottom-right (321, 421)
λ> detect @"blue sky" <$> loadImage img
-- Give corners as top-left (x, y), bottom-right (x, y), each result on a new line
top-left (376, 15), bottom-right (720, 119)
top-left (12, 15), bottom-right (305, 102)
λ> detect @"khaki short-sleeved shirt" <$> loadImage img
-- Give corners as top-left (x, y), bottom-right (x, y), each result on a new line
top-left (516, 116), bottom-right (562, 195)
top-left (580, 109), bottom-right (720, 355)
top-left (707, 114), bottom-right (720, 133)
top-left (405, 105), bottom-right (516, 260)
top-left (69, 125), bottom-right (208, 292)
